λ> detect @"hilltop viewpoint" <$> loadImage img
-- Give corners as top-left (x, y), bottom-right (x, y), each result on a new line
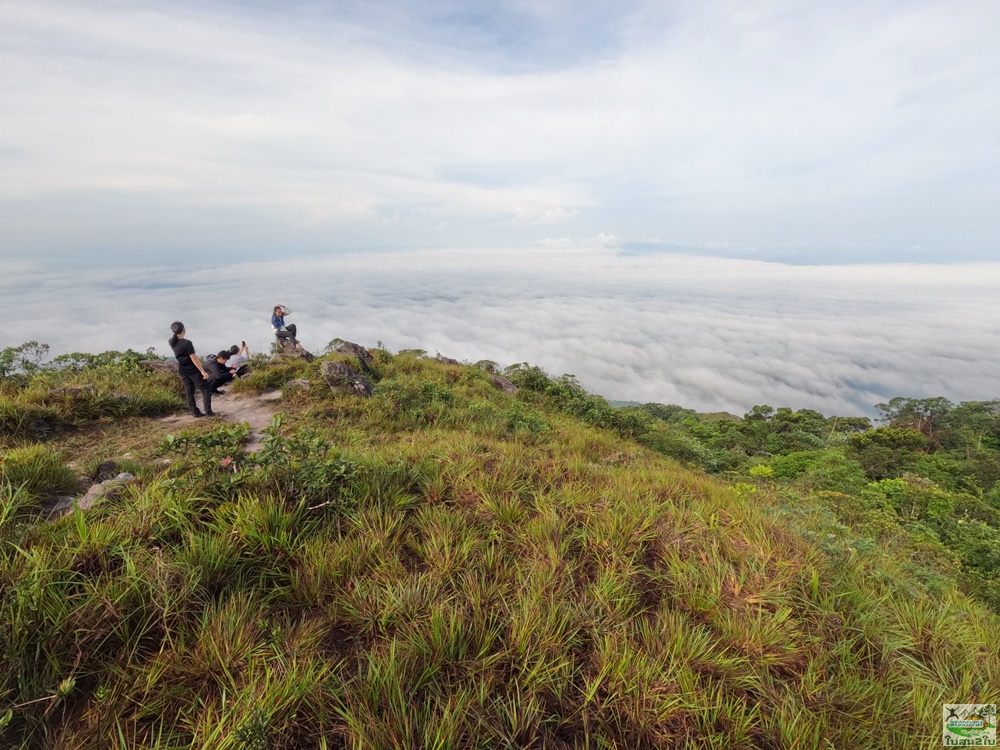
top-left (1, 341), bottom-right (998, 749)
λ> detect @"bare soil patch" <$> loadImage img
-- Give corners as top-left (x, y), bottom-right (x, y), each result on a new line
top-left (155, 389), bottom-right (283, 452)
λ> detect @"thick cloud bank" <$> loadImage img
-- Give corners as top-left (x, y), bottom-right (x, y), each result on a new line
top-left (3, 248), bottom-right (998, 416)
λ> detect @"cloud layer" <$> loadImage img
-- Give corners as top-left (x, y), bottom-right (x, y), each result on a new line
top-left (4, 248), bottom-right (998, 416)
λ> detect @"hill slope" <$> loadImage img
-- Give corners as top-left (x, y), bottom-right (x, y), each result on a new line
top-left (1, 347), bottom-right (998, 748)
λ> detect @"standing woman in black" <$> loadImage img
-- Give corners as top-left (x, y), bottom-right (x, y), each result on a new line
top-left (168, 322), bottom-right (215, 417)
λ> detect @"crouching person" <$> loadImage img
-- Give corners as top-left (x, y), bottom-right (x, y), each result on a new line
top-left (204, 352), bottom-right (234, 394)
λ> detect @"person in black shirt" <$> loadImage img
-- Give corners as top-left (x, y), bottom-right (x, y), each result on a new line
top-left (168, 321), bottom-right (215, 417)
top-left (204, 352), bottom-right (235, 394)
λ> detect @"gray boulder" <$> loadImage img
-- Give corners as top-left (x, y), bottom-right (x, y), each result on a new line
top-left (276, 337), bottom-right (315, 362)
top-left (335, 341), bottom-right (374, 373)
top-left (437, 355), bottom-right (460, 366)
top-left (79, 472), bottom-right (135, 511)
top-left (50, 472), bottom-right (135, 516)
top-left (321, 361), bottom-right (373, 398)
top-left (92, 460), bottom-right (120, 483)
top-left (285, 378), bottom-right (311, 392)
top-left (490, 374), bottom-right (519, 394)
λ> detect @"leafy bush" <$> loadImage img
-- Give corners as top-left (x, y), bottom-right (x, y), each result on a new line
top-left (863, 475), bottom-right (955, 523)
top-left (253, 418), bottom-right (357, 507)
top-left (504, 402), bottom-right (550, 436)
top-left (799, 450), bottom-right (868, 494)
top-left (849, 426), bottom-right (928, 451)
top-left (160, 416), bottom-right (357, 509)
top-left (502, 363), bottom-right (551, 393)
top-left (637, 427), bottom-right (717, 470)
top-left (0, 342), bottom-right (49, 380)
top-left (48, 348), bottom-right (157, 374)
top-left (769, 451), bottom-right (821, 480)
top-left (160, 422), bottom-right (252, 483)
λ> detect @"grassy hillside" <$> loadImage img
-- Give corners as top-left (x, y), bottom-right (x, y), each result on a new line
top-left (1, 346), bottom-right (998, 748)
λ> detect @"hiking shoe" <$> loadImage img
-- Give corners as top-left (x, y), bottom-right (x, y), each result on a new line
top-left (205, 411), bottom-right (217, 417)
top-left (192, 411), bottom-right (205, 418)
top-left (213, 389), bottom-right (226, 395)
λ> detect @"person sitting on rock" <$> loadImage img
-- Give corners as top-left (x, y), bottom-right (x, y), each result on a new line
top-left (271, 304), bottom-right (303, 350)
top-left (203, 352), bottom-right (234, 394)
top-left (225, 342), bottom-right (250, 378)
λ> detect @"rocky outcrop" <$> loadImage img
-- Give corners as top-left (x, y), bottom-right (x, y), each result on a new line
top-left (285, 378), bottom-right (311, 392)
top-left (490, 374), bottom-right (518, 394)
top-left (437, 355), bottom-right (460, 366)
top-left (92, 460), bottom-right (120, 483)
top-left (49, 472), bottom-right (135, 516)
top-left (140, 360), bottom-right (178, 376)
top-left (79, 472), bottom-right (135, 510)
top-left (335, 341), bottom-right (374, 373)
top-left (321, 361), bottom-right (373, 398)
top-left (276, 337), bottom-right (315, 362)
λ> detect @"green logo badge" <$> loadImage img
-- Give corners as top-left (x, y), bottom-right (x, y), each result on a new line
top-left (943, 704), bottom-right (997, 746)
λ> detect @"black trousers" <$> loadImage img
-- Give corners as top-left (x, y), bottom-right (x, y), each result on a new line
top-left (208, 371), bottom-right (234, 392)
top-left (275, 323), bottom-right (298, 344)
top-left (179, 371), bottom-right (212, 415)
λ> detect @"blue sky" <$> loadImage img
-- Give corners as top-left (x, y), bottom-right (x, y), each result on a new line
top-left (1, 0), bottom-right (999, 264)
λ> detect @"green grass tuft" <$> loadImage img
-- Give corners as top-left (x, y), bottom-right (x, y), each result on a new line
top-left (0, 444), bottom-right (80, 498)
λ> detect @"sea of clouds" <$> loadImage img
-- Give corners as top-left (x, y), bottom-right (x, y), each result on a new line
top-left (3, 247), bottom-right (998, 417)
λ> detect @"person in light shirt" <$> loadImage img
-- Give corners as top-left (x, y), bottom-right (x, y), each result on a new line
top-left (225, 342), bottom-right (250, 377)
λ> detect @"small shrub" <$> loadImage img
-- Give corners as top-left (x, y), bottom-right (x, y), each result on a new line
top-left (48, 348), bottom-right (157, 374)
top-left (0, 341), bottom-right (49, 379)
top-left (159, 422), bottom-right (252, 489)
top-left (160, 416), bottom-right (357, 509)
top-left (502, 363), bottom-right (551, 393)
top-left (504, 403), bottom-right (550, 435)
top-left (637, 427), bottom-right (717, 471)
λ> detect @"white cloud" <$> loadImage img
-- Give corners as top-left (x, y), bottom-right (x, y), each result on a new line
top-left (5, 248), bottom-right (999, 417)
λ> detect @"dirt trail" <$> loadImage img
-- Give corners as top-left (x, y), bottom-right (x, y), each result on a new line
top-left (155, 389), bottom-right (283, 452)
